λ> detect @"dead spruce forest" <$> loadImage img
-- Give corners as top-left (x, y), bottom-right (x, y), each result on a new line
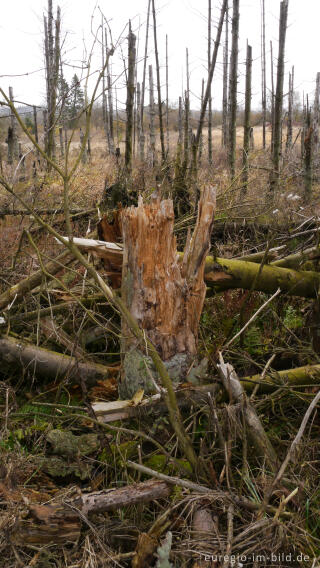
top-left (1, 0), bottom-right (320, 566)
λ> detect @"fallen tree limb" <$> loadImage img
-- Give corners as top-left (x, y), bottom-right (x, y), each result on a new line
top-left (241, 363), bottom-right (320, 393)
top-left (5, 294), bottom-right (105, 325)
top-left (126, 461), bottom-right (290, 516)
top-left (0, 335), bottom-right (111, 385)
top-left (11, 480), bottom-right (171, 546)
top-left (0, 207), bottom-right (95, 216)
top-left (217, 354), bottom-right (278, 472)
top-left (0, 250), bottom-right (74, 312)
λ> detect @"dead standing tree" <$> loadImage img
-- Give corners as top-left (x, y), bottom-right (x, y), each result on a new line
top-left (140, 0), bottom-right (151, 161)
top-left (286, 66), bottom-right (294, 151)
top-left (228, 0), bottom-right (240, 179)
top-left (43, 0), bottom-right (61, 163)
top-left (119, 186), bottom-right (216, 401)
top-left (221, 1), bottom-right (229, 148)
top-left (303, 97), bottom-right (313, 204)
top-left (313, 72), bottom-right (320, 157)
top-left (7, 86), bottom-right (19, 164)
top-left (125, 22), bottom-right (136, 172)
top-left (269, 0), bottom-right (289, 194)
top-left (208, 0), bottom-right (213, 164)
top-left (261, 0), bottom-right (267, 149)
top-left (241, 43), bottom-right (252, 196)
top-left (105, 27), bottom-right (115, 154)
top-left (148, 64), bottom-right (156, 166)
top-left (151, 0), bottom-right (166, 163)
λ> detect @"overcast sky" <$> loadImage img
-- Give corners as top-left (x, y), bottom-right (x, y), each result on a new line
top-left (0, 0), bottom-right (319, 111)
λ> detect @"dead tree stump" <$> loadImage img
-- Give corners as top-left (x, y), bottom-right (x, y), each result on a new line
top-left (119, 187), bottom-right (216, 398)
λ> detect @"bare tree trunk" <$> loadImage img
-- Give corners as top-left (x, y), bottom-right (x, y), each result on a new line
top-left (178, 95), bottom-right (183, 147)
top-left (286, 66), bottom-right (294, 151)
top-left (59, 126), bottom-right (64, 158)
top-left (304, 97), bottom-right (313, 204)
top-left (270, 0), bottom-right (289, 193)
top-left (105, 28), bottom-right (115, 154)
top-left (208, 0), bottom-right (213, 164)
top-left (140, 0), bottom-right (151, 161)
top-left (313, 72), bottom-right (320, 156)
top-left (148, 64), bottom-right (156, 166)
top-left (198, 79), bottom-right (205, 164)
top-left (228, 0), bottom-right (240, 178)
top-left (43, 0), bottom-right (60, 163)
top-left (270, 40), bottom-right (275, 154)
top-left (221, 1), bottom-right (229, 147)
top-left (33, 105), bottom-right (39, 146)
top-left (194, 0), bottom-right (227, 159)
top-left (182, 90), bottom-right (190, 177)
top-left (7, 86), bottom-right (19, 164)
top-left (136, 82), bottom-right (141, 158)
top-left (125, 22), bottom-right (136, 171)
top-left (261, 0), bottom-right (267, 149)
top-left (166, 34), bottom-right (170, 157)
top-left (241, 43), bottom-right (252, 196)
top-left (151, 0), bottom-right (166, 163)
top-left (101, 22), bottom-right (111, 153)
top-left (80, 128), bottom-right (87, 164)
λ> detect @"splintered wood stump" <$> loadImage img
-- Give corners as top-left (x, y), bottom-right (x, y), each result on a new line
top-left (119, 188), bottom-right (216, 398)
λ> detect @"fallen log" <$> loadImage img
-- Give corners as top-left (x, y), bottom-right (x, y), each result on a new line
top-left (242, 363), bottom-right (320, 393)
top-left (12, 480), bottom-right (170, 546)
top-left (0, 207), bottom-right (94, 216)
top-left (0, 250), bottom-right (74, 312)
top-left (57, 236), bottom-right (320, 298)
top-left (0, 335), bottom-right (111, 385)
top-left (204, 256), bottom-right (320, 298)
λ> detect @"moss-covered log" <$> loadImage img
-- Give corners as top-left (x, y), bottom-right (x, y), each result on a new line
top-left (0, 335), bottom-right (111, 385)
top-left (242, 363), bottom-right (320, 393)
top-left (204, 256), bottom-right (320, 298)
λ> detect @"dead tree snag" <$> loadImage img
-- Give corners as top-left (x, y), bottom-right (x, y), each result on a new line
top-left (119, 187), bottom-right (216, 398)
